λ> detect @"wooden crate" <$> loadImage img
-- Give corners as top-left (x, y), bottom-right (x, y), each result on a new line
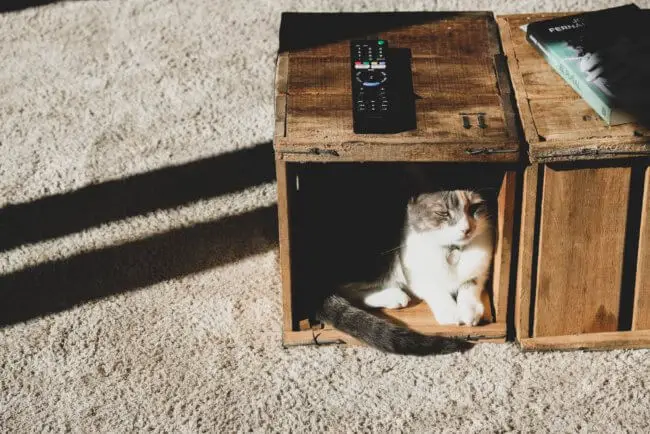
top-left (497, 13), bottom-right (650, 351)
top-left (275, 12), bottom-right (521, 347)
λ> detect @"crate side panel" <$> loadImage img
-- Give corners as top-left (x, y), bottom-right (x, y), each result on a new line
top-left (534, 165), bottom-right (631, 337)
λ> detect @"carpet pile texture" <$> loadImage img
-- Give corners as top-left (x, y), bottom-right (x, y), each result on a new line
top-left (1, 0), bottom-right (649, 431)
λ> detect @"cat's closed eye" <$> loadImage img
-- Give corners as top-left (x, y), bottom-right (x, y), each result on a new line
top-left (468, 202), bottom-right (484, 216)
top-left (435, 210), bottom-right (450, 218)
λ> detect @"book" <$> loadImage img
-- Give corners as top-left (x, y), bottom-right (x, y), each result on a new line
top-left (524, 4), bottom-right (650, 125)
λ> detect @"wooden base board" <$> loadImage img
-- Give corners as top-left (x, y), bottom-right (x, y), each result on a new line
top-left (283, 305), bottom-right (506, 348)
top-left (283, 294), bottom-right (505, 347)
top-left (283, 325), bottom-right (506, 347)
top-left (519, 330), bottom-right (650, 352)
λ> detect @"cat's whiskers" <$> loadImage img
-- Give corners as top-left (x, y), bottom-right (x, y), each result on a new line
top-left (379, 244), bottom-right (406, 255)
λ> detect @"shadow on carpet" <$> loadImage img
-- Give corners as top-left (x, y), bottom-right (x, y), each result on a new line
top-left (0, 142), bottom-right (278, 326)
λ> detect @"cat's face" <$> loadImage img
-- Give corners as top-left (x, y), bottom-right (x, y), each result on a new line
top-left (407, 190), bottom-right (490, 245)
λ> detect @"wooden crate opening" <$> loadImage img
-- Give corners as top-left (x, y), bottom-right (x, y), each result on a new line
top-left (282, 162), bottom-right (517, 346)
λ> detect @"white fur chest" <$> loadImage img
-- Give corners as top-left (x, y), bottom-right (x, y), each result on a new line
top-left (401, 230), bottom-right (493, 293)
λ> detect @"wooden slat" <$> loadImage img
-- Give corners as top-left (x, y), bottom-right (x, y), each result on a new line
top-left (515, 58), bottom-right (585, 101)
top-left (531, 140), bottom-right (650, 163)
top-left (496, 14), bottom-right (650, 163)
top-left (495, 16), bottom-right (540, 148)
top-left (276, 140), bottom-right (519, 163)
top-left (287, 14), bottom-right (497, 59)
top-left (274, 95), bottom-right (287, 139)
top-left (283, 322), bottom-right (506, 347)
top-left (529, 99), bottom-right (650, 142)
top-left (534, 165), bottom-right (631, 337)
top-left (275, 52), bottom-right (289, 94)
top-left (378, 19), bottom-right (494, 58)
top-left (493, 54), bottom-right (520, 148)
top-left (492, 171), bottom-right (517, 323)
top-left (275, 53), bottom-right (289, 140)
top-left (283, 94), bottom-right (510, 141)
top-left (633, 166), bottom-right (650, 330)
top-left (411, 56), bottom-right (499, 97)
top-left (275, 160), bottom-right (294, 333)
top-left (514, 164), bottom-right (539, 339)
top-left (520, 330), bottom-right (650, 351)
top-left (283, 283), bottom-right (506, 347)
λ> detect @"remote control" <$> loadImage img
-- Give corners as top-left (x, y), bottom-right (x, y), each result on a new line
top-left (351, 39), bottom-right (391, 133)
top-left (350, 40), bottom-right (415, 134)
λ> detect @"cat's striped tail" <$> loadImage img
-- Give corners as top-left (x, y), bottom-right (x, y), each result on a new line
top-left (317, 295), bottom-right (475, 355)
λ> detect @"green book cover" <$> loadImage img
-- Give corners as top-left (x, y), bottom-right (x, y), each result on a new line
top-left (524, 4), bottom-right (650, 125)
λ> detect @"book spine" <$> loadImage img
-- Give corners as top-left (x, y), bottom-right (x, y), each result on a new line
top-left (526, 32), bottom-right (613, 124)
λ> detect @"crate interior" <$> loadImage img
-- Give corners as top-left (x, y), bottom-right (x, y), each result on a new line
top-left (287, 162), bottom-right (515, 341)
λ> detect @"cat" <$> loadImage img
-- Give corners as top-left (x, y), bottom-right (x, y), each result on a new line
top-left (316, 188), bottom-right (494, 356)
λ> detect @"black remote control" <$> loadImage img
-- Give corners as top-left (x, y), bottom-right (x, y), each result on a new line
top-left (350, 40), bottom-right (415, 134)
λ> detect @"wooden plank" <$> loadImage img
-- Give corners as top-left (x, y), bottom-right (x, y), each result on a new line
top-left (529, 99), bottom-right (650, 142)
top-left (493, 54), bottom-right (520, 148)
top-left (492, 170), bottom-right (516, 324)
top-left (274, 95), bottom-right (287, 139)
top-left (531, 140), bottom-right (650, 163)
top-left (283, 93), bottom-right (510, 141)
top-left (286, 14), bottom-right (496, 59)
top-left (283, 329), bottom-right (362, 347)
top-left (520, 330), bottom-right (650, 351)
top-left (378, 18), bottom-right (494, 58)
top-left (283, 322), bottom-right (506, 347)
top-left (633, 166), bottom-right (650, 330)
top-left (276, 140), bottom-right (519, 163)
top-left (411, 56), bottom-right (499, 97)
top-left (275, 160), bottom-right (295, 333)
top-left (514, 164), bottom-right (538, 339)
top-left (277, 92), bottom-right (519, 162)
top-left (534, 165), bottom-right (631, 337)
top-left (275, 52), bottom-right (289, 94)
top-left (495, 16), bottom-right (539, 147)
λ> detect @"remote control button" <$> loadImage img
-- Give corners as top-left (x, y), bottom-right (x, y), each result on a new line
top-left (363, 81), bottom-right (380, 87)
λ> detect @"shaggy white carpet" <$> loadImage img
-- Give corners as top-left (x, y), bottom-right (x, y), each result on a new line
top-left (1, 0), bottom-right (649, 431)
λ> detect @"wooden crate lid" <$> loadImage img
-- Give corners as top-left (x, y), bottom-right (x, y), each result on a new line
top-left (497, 13), bottom-right (650, 163)
top-left (275, 12), bottom-right (521, 163)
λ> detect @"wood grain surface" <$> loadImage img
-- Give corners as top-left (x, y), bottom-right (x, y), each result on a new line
top-left (533, 165), bottom-right (631, 337)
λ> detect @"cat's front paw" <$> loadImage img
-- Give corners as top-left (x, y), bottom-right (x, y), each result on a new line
top-left (432, 307), bottom-right (461, 326)
top-left (457, 299), bottom-right (484, 326)
top-left (382, 290), bottom-right (411, 309)
top-left (363, 287), bottom-right (410, 309)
